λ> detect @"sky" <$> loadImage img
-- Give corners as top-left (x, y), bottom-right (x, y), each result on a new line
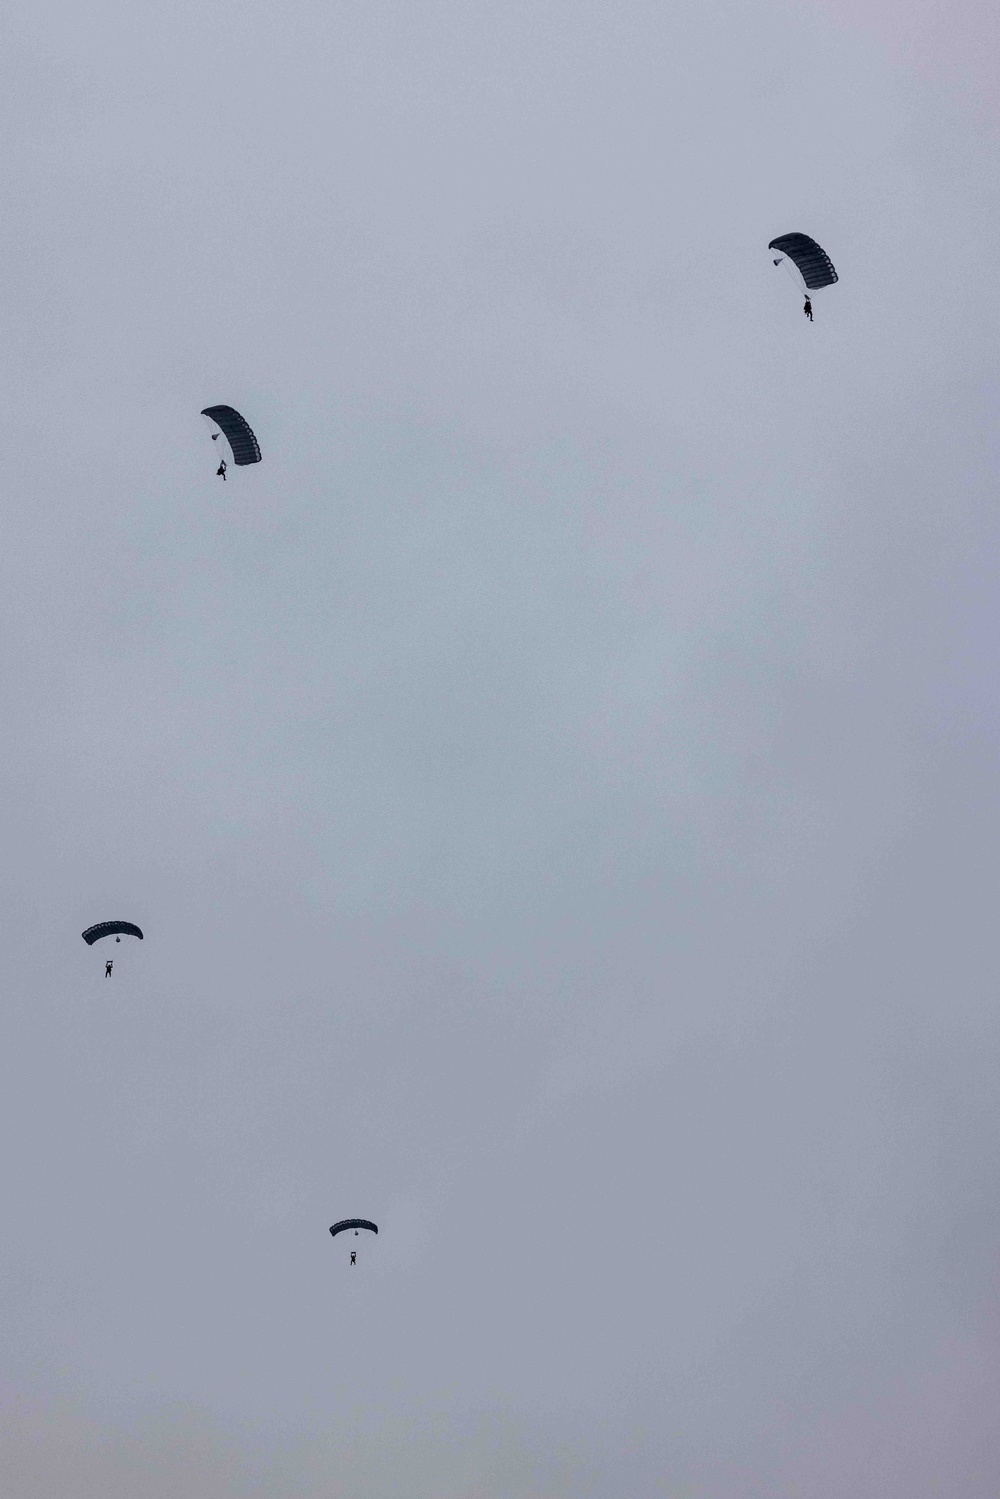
top-left (0, 0), bottom-right (998, 1494)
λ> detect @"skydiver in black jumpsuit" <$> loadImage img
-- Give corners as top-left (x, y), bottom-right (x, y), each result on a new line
top-left (217, 459), bottom-right (227, 479)
top-left (105, 960), bottom-right (113, 977)
top-left (803, 297), bottom-right (813, 321)
top-left (350, 1251), bottom-right (356, 1265)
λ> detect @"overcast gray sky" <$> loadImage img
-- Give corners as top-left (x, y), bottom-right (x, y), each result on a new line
top-left (1, 0), bottom-right (998, 1494)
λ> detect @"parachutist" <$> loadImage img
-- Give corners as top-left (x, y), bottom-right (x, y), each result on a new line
top-left (330, 1220), bottom-right (377, 1268)
top-left (217, 460), bottom-right (227, 480)
top-left (105, 960), bottom-right (113, 977)
top-left (768, 235), bottom-right (837, 317)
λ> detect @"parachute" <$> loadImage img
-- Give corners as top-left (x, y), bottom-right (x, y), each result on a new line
top-left (201, 405), bottom-right (262, 466)
top-left (330, 1219), bottom-right (378, 1239)
top-left (768, 233), bottom-right (838, 291)
top-left (82, 921), bottom-right (144, 945)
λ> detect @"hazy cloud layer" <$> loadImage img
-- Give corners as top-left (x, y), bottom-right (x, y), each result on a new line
top-left (1, 0), bottom-right (998, 1493)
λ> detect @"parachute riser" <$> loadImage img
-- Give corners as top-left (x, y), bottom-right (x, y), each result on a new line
top-left (776, 254), bottom-right (807, 297)
top-left (202, 413), bottom-right (226, 478)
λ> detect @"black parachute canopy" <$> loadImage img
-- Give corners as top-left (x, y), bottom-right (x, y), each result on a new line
top-left (768, 233), bottom-right (838, 290)
top-left (330, 1219), bottom-right (378, 1238)
top-left (201, 405), bottom-right (262, 465)
top-left (82, 921), bottom-right (144, 945)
